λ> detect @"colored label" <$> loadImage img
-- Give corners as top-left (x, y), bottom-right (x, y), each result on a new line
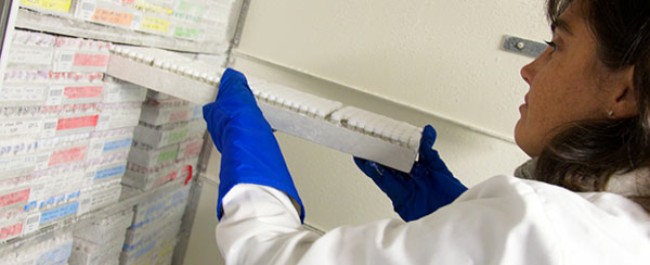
top-left (182, 140), bottom-right (202, 158)
top-left (92, 8), bottom-right (134, 26)
top-left (174, 27), bottom-right (200, 39)
top-left (73, 54), bottom-right (110, 67)
top-left (174, 1), bottom-right (204, 23)
top-left (48, 72), bottom-right (104, 82)
top-left (0, 222), bottom-right (24, 240)
top-left (56, 115), bottom-right (99, 131)
top-left (140, 16), bottom-right (171, 33)
top-left (95, 165), bottom-right (127, 180)
top-left (157, 149), bottom-right (178, 163)
top-left (64, 86), bottom-right (103, 99)
top-left (134, 239), bottom-right (156, 259)
top-left (167, 129), bottom-right (188, 144)
top-left (0, 189), bottom-right (31, 208)
top-left (134, 1), bottom-right (173, 14)
top-left (154, 170), bottom-right (178, 188)
top-left (48, 146), bottom-right (87, 166)
top-left (169, 110), bottom-right (189, 123)
top-left (40, 201), bottom-right (79, 224)
top-left (20, 0), bottom-right (72, 13)
top-left (103, 138), bottom-right (132, 152)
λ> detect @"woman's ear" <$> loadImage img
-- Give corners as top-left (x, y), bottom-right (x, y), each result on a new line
top-left (609, 66), bottom-right (638, 118)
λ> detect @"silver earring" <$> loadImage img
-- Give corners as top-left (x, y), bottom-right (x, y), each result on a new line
top-left (607, 110), bottom-right (614, 117)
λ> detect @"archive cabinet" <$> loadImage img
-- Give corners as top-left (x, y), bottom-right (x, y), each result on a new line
top-left (0, 0), bottom-right (244, 264)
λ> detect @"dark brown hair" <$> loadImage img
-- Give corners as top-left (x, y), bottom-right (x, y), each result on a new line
top-left (536, 0), bottom-right (650, 197)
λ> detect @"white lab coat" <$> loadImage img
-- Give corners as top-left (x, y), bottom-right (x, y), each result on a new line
top-left (216, 175), bottom-right (650, 264)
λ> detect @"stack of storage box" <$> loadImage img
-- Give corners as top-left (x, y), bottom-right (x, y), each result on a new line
top-left (121, 183), bottom-right (190, 265)
top-left (123, 90), bottom-right (205, 191)
top-left (70, 209), bottom-right (134, 265)
top-left (0, 30), bottom-right (146, 241)
top-left (19, 0), bottom-right (240, 45)
top-left (1, 230), bottom-right (74, 265)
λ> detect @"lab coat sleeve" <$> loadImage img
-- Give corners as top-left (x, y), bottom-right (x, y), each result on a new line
top-left (216, 176), bottom-right (563, 265)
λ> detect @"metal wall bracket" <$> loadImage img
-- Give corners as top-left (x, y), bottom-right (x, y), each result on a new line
top-left (172, 132), bottom-right (214, 265)
top-left (502, 35), bottom-right (546, 58)
top-left (0, 0), bottom-right (14, 55)
top-left (0, 0), bottom-right (19, 85)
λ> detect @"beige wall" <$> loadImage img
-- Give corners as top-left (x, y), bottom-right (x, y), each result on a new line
top-left (186, 0), bottom-right (550, 263)
top-left (236, 0), bottom-right (549, 138)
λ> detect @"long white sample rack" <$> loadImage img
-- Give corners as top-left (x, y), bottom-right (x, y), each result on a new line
top-left (107, 46), bottom-right (422, 173)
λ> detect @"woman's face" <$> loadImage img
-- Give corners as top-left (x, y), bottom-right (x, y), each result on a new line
top-left (515, 1), bottom-right (622, 157)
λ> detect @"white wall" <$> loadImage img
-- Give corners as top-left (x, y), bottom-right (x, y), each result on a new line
top-left (230, 0), bottom-right (551, 226)
top-left (236, 0), bottom-right (550, 138)
top-left (186, 0), bottom-right (549, 262)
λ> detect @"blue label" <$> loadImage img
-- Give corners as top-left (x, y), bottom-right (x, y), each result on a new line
top-left (67, 191), bottom-right (80, 200)
top-left (40, 201), bottom-right (79, 224)
top-left (95, 165), bottom-right (127, 180)
top-left (133, 239), bottom-right (156, 259)
top-left (24, 201), bottom-right (37, 211)
top-left (103, 138), bottom-right (132, 152)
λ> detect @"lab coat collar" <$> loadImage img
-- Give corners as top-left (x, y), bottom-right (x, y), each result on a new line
top-left (514, 158), bottom-right (650, 211)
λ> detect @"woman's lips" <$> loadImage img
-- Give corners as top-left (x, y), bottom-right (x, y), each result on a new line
top-left (524, 94), bottom-right (529, 105)
top-left (519, 94), bottom-right (529, 113)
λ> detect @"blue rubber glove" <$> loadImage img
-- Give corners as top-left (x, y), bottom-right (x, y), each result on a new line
top-left (203, 68), bottom-right (304, 222)
top-left (354, 125), bottom-right (467, 221)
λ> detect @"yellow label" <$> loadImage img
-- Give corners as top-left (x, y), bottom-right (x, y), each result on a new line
top-left (134, 0), bottom-right (173, 15)
top-left (20, 0), bottom-right (72, 13)
top-left (140, 16), bottom-right (171, 33)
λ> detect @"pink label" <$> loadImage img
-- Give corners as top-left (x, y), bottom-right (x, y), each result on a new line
top-left (169, 110), bottom-right (189, 123)
top-left (74, 54), bottom-right (110, 67)
top-left (64, 86), bottom-right (103, 99)
top-left (0, 189), bottom-right (30, 208)
top-left (49, 72), bottom-right (104, 82)
top-left (0, 223), bottom-right (23, 240)
top-left (183, 141), bottom-right (202, 158)
top-left (154, 170), bottom-right (178, 187)
top-left (57, 115), bottom-right (99, 131)
top-left (48, 146), bottom-right (87, 166)
top-left (55, 37), bottom-right (80, 49)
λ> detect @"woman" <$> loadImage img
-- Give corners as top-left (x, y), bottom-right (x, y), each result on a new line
top-left (203, 0), bottom-right (650, 264)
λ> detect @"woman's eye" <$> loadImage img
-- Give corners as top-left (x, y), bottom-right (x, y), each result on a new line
top-left (544, 41), bottom-right (558, 52)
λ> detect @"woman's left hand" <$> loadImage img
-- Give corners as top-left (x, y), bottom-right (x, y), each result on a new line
top-left (354, 125), bottom-right (467, 221)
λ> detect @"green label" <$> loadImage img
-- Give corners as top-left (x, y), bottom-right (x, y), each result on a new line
top-left (166, 129), bottom-right (189, 144)
top-left (157, 149), bottom-right (179, 163)
top-left (174, 27), bottom-right (200, 39)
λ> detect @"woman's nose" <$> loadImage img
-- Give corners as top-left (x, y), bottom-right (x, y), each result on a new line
top-left (520, 60), bottom-right (535, 86)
